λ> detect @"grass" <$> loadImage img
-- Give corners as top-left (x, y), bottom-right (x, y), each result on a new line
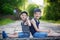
top-left (0, 18), bottom-right (15, 26)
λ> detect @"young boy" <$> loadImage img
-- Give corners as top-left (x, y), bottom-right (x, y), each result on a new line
top-left (18, 11), bottom-right (31, 38)
top-left (30, 8), bottom-right (48, 38)
top-left (30, 8), bottom-right (60, 38)
top-left (2, 11), bottom-right (31, 38)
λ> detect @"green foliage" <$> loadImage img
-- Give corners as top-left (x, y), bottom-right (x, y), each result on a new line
top-left (0, 0), bottom-right (27, 15)
top-left (26, 4), bottom-right (39, 17)
top-left (17, 0), bottom-right (27, 8)
top-left (43, 0), bottom-right (60, 21)
top-left (2, 3), bottom-right (13, 15)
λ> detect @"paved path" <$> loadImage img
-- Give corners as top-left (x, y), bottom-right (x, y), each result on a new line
top-left (40, 21), bottom-right (60, 33)
top-left (0, 20), bottom-right (60, 38)
top-left (0, 20), bottom-right (60, 33)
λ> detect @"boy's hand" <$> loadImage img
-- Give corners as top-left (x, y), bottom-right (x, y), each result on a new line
top-left (36, 29), bottom-right (40, 32)
top-left (26, 16), bottom-right (29, 20)
top-left (26, 17), bottom-right (31, 26)
top-left (39, 29), bottom-right (50, 33)
top-left (48, 29), bottom-right (50, 33)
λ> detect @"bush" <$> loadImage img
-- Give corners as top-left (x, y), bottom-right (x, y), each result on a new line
top-left (43, 0), bottom-right (60, 21)
top-left (0, 0), bottom-right (27, 16)
top-left (2, 3), bottom-right (14, 15)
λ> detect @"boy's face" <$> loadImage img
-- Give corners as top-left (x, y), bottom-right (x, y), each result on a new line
top-left (20, 13), bottom-right (27, 21)
top-left (34, 12), bottom-right (41, 19)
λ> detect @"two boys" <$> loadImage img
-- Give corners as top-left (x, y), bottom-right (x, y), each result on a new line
top-left (15, 8), bottom-right (48, 38)
top-left (2, 8), bottom-right (60, 38)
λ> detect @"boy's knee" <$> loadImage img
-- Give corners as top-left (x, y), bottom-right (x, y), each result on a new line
top-left (18, 32), bottom-right (30, 38)
top-left (33, 32), bottom-right (47, 38)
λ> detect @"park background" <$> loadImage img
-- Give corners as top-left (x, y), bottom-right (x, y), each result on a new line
top-left (0, 0), bottom-right (60, 39)
top-left (0, 0), bottom-right (60, 25)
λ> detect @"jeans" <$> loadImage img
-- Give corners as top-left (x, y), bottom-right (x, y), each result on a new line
top-left (33, 32), bottom-right (47, 38)
top-left (18, 32), bottom-right (30, 38)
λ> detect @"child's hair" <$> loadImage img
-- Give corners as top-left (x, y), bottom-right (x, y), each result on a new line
top-left (34, 8), bottom-right (41, 13)
top-left (20, 11), bottom-right (28, 16)
top-left (19, 11), bottom-right (28, 19)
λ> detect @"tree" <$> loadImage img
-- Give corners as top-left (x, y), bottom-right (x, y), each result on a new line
top-left (43, 0), bottom-right (60, 20)
top-left (0, 0), bottom-right (27, 15)
top-left (26, 4), bottom-right (39, 17)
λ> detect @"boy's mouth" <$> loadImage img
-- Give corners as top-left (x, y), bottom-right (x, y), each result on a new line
top-left (36, 16), bottom-right (38, 17)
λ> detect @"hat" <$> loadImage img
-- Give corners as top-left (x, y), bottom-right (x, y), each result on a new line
top-left (34, 8), bottom-right (41, 13)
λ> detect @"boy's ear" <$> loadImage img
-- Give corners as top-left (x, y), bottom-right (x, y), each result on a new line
top-left (19, 15), bottom-right (21, 20)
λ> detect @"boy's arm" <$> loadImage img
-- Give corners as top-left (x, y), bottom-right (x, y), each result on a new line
top-left (26, 17), bottom-right (31, 26)
top-left (39, 24), bottom-right (50, 33)
top-left (31, 19), bottom-right (40, 32)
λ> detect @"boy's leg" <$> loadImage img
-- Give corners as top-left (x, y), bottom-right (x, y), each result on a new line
top-left (48, 33), bottom-right (60, 36)
top-left (18, 32), bottom-right (24, 38)
top-left (6, 32), bottom-right (30, 38)
top-left (8, 33), bottom-right (18, 38)
top-left (48, 29), bottom-right (60, 36)
top-left (18, 32), bottom-right (30, 38)
top-left (33, 32), bottom-right (47, 38)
